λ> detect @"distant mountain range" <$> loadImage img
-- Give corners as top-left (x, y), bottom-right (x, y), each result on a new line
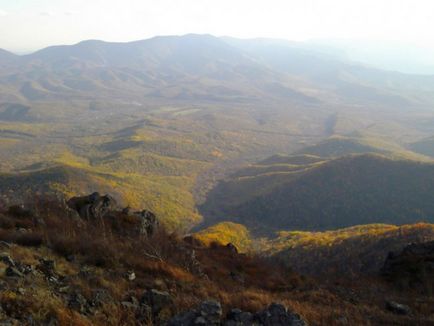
top-left (1, 34), bottom-right (434, 108)
top-left (2, 34), bottom-right (434, 235)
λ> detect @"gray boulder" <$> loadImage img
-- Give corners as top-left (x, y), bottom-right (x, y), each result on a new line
top-left (198, 300), bottom-right (222, 324)
top-left (168, 310), bottom-right (198, 326)
top-left (255, 303), bottom-right (308, 326)
top-left (167, 300), bottom-right (222, 326)
top-left (225, 308), bottom-right (254, 325)
top-left (385, 300), bottom-right (411, 315)
top-left (168, 301), bottom-right (307, 326)
top-left (67, 192), bottom-right (117, 220)
top-left (134, 210), bottom-right (159, 236)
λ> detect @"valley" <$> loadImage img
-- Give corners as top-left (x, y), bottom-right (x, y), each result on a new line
top-left (2, 35), bottom-right (434, 232)
top-left (1, 34), bottom-right (434, 324)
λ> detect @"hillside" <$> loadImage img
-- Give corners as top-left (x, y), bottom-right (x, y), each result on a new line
top-left (3, 35), bottom-right (434, 237)
top-left (193, 221), bottom-right (434, 284)
top-left (0, 49), bottom-right (19, 68)
top-left (200, 151), bottom-right (434, 234)
top-left (2, 34), bottom-right (434, 108)
top-left (3, 29), bottom-right (434, 325)
top-left (293, 136), bottom-right (388, 157)
top-left (1, 197), bottom-right (434, 325)
top-left (409, 136), bottom-right (434, 158)
top-left (0, 159), bottom-right (204, 231)
top-left (223, 37), bottom-right (434, 106)
top-left (0, 198), bottom-right (308, 325)
top-left (193, 222), bottom-right (252, 252)
top-left (269, 223), bottom-right (434, 277)
top-left (293, 135), bottom-right (430, 161)
top-left (0, 35), bottom-right (319, 105)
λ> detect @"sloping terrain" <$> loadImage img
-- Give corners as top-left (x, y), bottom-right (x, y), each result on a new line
top-left (0, 35), bottom-right (320, 106)
top-left (2, 34), bottom-right (434, 325)
top-left (200, 137), bottom-right (434, 234)
top-left (1, 198), bottom-right (434, 325)
top-left (409, 136), bottom-right (434, 158)
top-left (2, 35), bottom-right (434, 236)
top-left (269, 223), bottom-right (434, 277)
top-left (0, 160), bottom-right (203, 232)
top-left (1, 34), bottom-right (434, 120)
top-left (193, 222), bottom-right (252, 252)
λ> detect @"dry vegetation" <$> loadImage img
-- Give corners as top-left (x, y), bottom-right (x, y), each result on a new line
top-left (270, 223), bottom-right (434, 277)
top-left (0, 199), bottom-right (433, 325)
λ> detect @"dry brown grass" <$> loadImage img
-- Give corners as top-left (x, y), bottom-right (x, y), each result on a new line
top-left (1, 199), bottom-right (434, 325)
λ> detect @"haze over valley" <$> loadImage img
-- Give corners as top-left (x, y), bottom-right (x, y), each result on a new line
top-left (2, 34), bottom-right (434, 230)
top-left (2, 1), bottom-right (434, 325)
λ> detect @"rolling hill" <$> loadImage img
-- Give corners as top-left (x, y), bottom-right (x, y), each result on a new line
top-left (1, 34), bottom-right (434, 108)
top-left (2, 34), bottom-right (434, 325)
top-left (408, 136), bottom-right (434, 158)
top-left (0, 49), bottom-right (19, 68)
top-left (192, 221), bottom-right (434, 278)
top-left (200, 137), bottom-right (434, 234)
top-left (0, 35), bottom-right (319, 105)
top-left (3, 35), bottom-right (434, 236)
top-left (269, 223), bottom-right (434, 276)
top-left (0, 161), bottom-right (202, 231)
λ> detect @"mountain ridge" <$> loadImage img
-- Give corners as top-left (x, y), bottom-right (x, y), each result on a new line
top-left (1, 34), bottom-right (433, 108)
top-left (200, 144), bottom-right (434, 234)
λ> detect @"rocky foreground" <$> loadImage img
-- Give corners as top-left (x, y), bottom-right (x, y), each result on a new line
top-left (0, 194), bottom-right (433, 325)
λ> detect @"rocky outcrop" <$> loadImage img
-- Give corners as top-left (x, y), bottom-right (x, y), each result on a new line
top-left (225, 308), bottom-right (253, 325)
top-left (134, 209), bottom-right (159, 236)
top-left (66, 193), bottom-right (159, 237)
top-left (118, 289), bottom-right (174, 324)
top-left (381, 241), bottom-right (434, 293)
top-left (107, 209), bottom-right (159, 238)
top-left (168, 301), bottom-right (308, 326)
top-left (1, 252), bottom-right (34, 278)
top-left (67, 192), bottom-right (117, 220)
top-left (168, 300), bottom-right (222, 326)
top-left (254, 303), bottom-right (307, 326)
top-left (385, 301), bottom-right (411, 315)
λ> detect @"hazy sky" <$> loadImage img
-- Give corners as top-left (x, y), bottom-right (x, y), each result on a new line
top-left (1, 0), bottom-right (434, 53)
